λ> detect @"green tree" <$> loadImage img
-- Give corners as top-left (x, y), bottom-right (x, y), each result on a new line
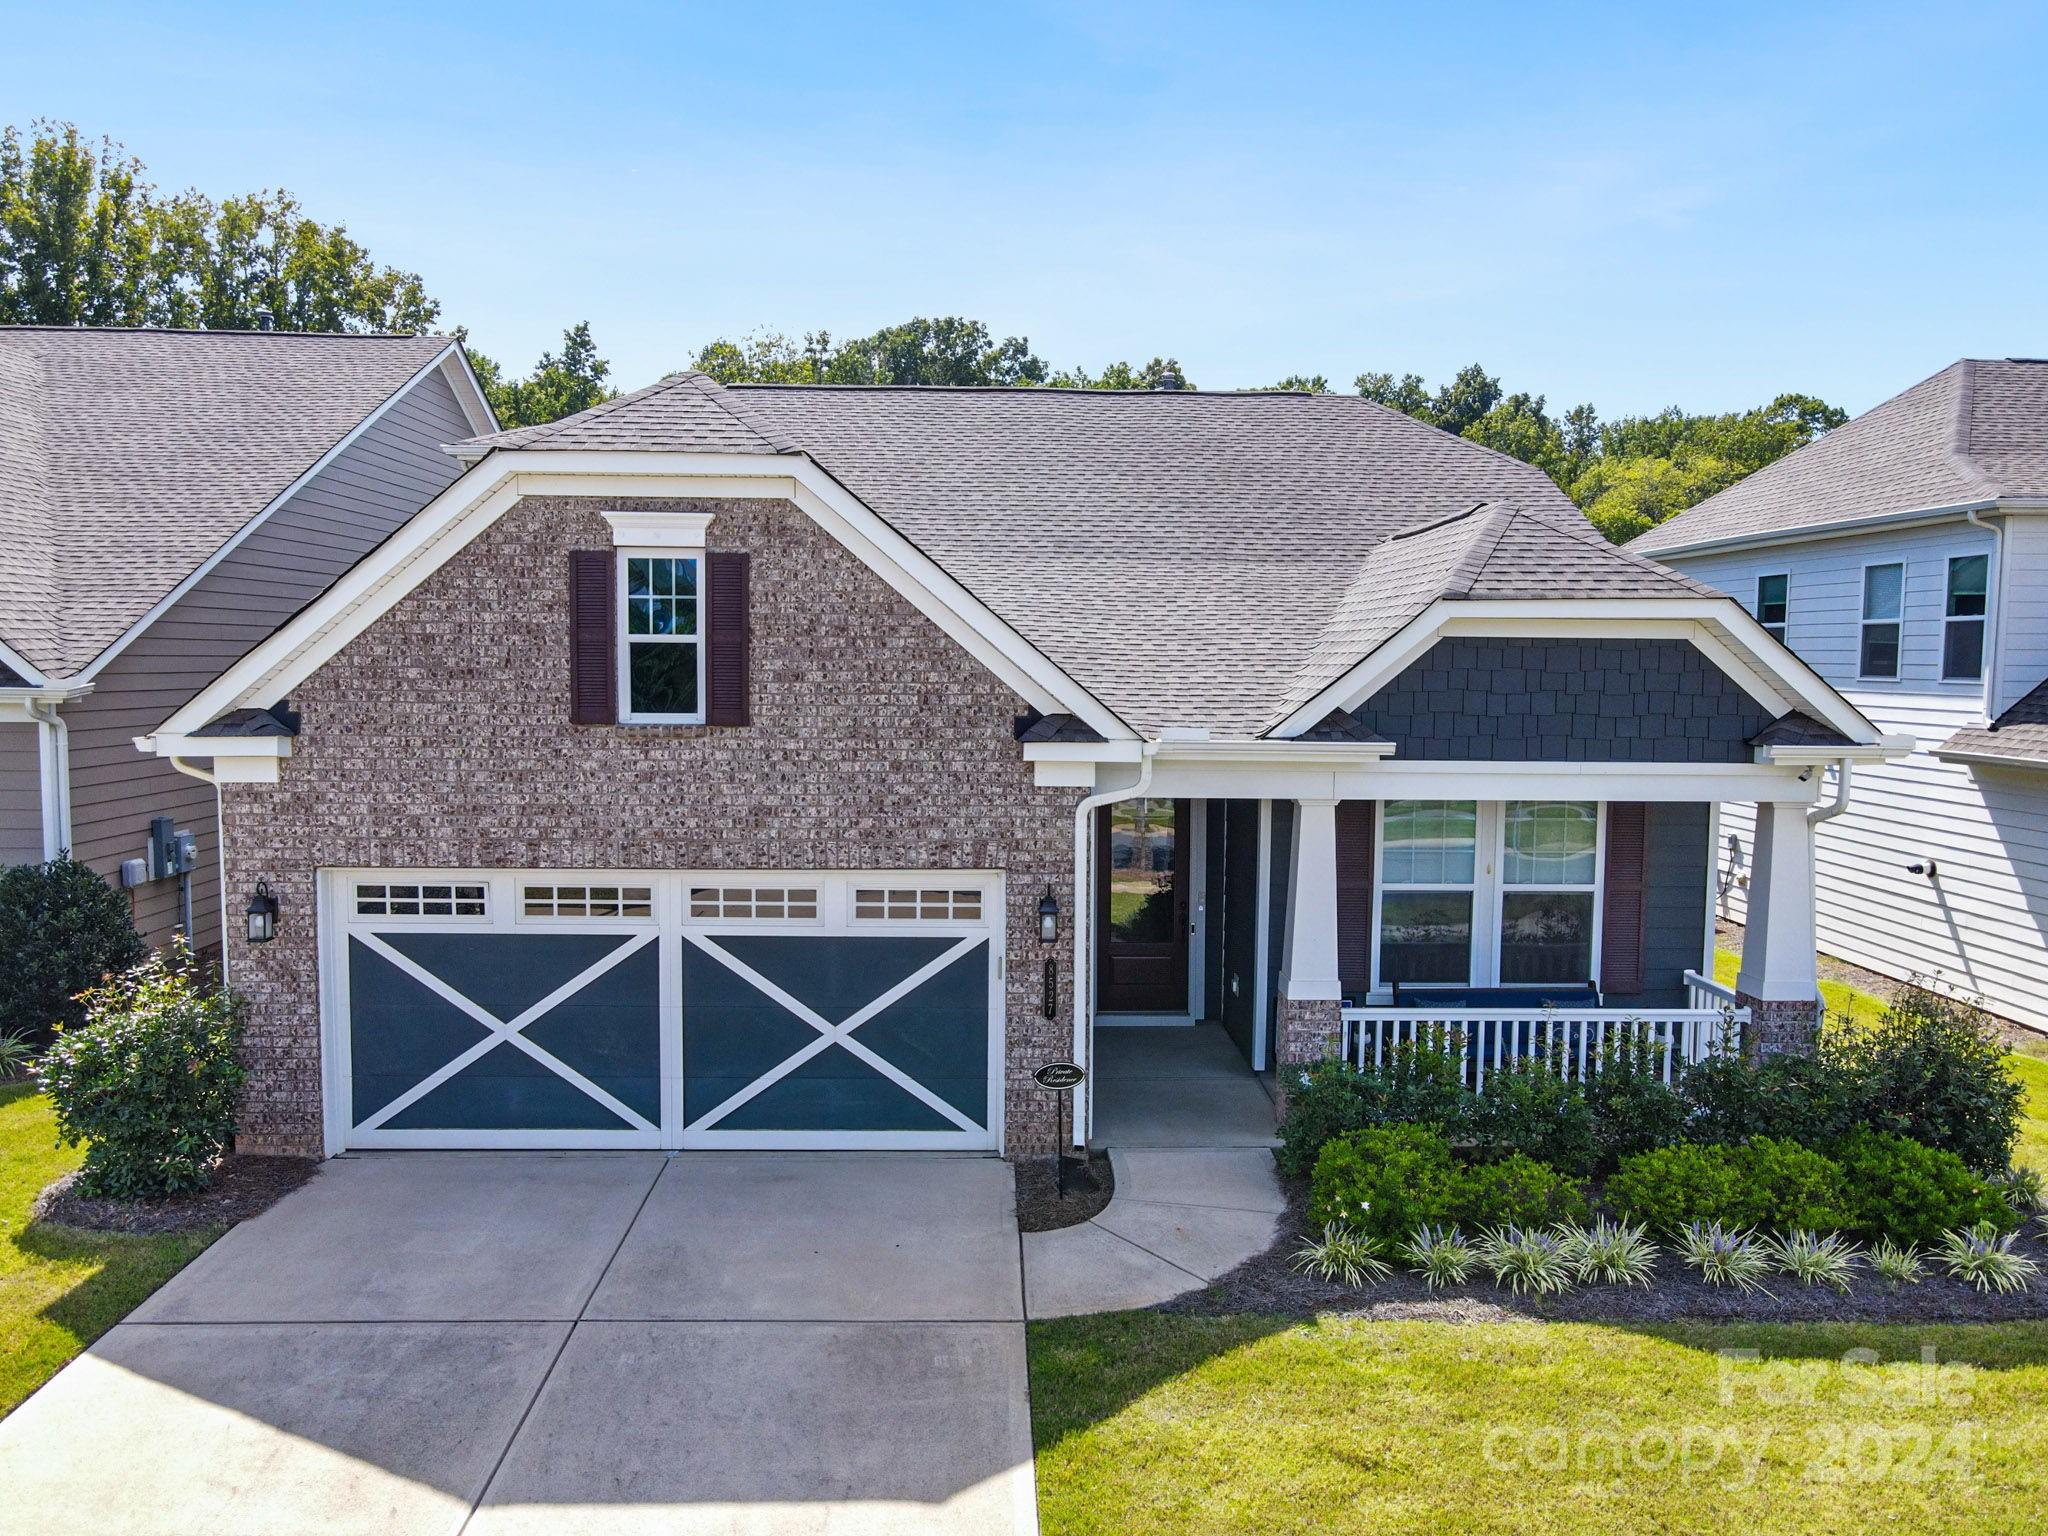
top-left (692, 317), bottom-right (1047, 387)
top-left (1045, 356), bottom-right (1193, 390)
top-left (0, 120), bottom-right (437, 332)
top-left (1262, 373), bottom-right (1331, 393)
top-left (464, 322), bottom-right (616, 428)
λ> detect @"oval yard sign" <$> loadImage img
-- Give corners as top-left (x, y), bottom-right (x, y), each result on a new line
top-left (1033, 1060), bottom-right (1086, 1091)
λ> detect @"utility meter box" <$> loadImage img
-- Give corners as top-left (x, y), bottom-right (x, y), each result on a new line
top-left (146, 816), bottom-right (199, 880)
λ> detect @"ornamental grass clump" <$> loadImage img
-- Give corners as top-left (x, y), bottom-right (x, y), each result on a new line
top-left (1675, 1221), bottom-right (1774, 1294)
top-left (1290, 1223), bottom-right (1393, 1287)
top-left (1868, 1238), bottom-right (1928, 1287)
top-left (1935, 1222), bottom-right (2042, 1295)
top-left (1767, 1230), bottom-right (1862, 1293)
top-left (1559, 1217), bottom-right (1659, 1287)
top-left (1476, 1225), bottom-right (1574, 1295)
top-left (1401, 1224), bottom-right (1480, 1289)
top-left (34, 945), bottom-right (246, 1200)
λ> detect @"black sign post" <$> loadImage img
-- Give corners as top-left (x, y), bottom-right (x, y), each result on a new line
top-left (1033, 1060), bottom-right (1086, 1198)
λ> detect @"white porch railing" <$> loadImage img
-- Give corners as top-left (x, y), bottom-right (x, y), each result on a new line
top-left (1684, 968), bottom-right (1741, 1013)
top-left (1338, 999), bottom-right (1747, 1090)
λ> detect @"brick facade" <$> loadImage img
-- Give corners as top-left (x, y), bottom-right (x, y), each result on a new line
top-left (219, 496), bottom-right (1084, 1157)
top-left (1736, 991), bottom-right (1823, 1059)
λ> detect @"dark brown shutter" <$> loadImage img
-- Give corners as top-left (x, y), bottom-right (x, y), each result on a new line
top-left (705, 551), bottom-right (751, 726)
top-left (1335, 800), bottom-right (1375, 997)
top-left (1601, 802), bottom-right (1649, 995)
top-left (568, 550), bottom-right (615, 725)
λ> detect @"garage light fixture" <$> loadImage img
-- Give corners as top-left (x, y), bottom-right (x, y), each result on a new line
top-left (246, 879), bottom-right (279, 945)
top-left (1039, 888), bottom-right (1059, 944)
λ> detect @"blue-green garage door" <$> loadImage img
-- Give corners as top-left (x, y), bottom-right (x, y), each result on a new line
top-left (680, 929), bottom-right (996, 1150)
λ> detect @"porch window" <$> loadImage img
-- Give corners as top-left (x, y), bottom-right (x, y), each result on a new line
top-left (1373, 800), bottom-right (1602, 991)
top-left (1377, 801), bottom-right (1477, 984)
top-left (1498, 801), bottom-right (1598, 983)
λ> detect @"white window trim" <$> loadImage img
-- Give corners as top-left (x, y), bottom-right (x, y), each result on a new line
top-left (616, 547), bottom-right (708, 725)
top-left (1755, 572), bottom-right (1789, 646)
top-left (1368, 800), bottom-right (1605, 997)
top-left (1857, 560), bottom-right (1905, 682)
top-left (1941, 553), bottom-right (1988, 684)
top-left (601, 509), bottom-right (715, 549)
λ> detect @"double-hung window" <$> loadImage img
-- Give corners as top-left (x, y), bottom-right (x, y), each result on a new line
top-left (604, 510), bottom-right (714, 725)
top-left (1756, 573), bottom-right (1789, 645)
top-left (1497, 801), bottom-right (1599, 983)
top-left (1859, 563), bottom-right (1903, 680)
top-left (1376, 801), bottom-right (1478, 984)
top-left (1374, 800), bottom-right (1601, 991)
top-left (1943, 554), bottom-right (1988, 681)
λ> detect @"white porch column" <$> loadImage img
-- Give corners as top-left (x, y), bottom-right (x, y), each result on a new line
top-left (1735, 799), bottom-right (1822, 1055)
top-left (1280, 797), bottom-right (1342, 1001)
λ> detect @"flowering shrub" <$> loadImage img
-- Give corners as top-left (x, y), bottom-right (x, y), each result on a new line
top-left (35, 946), bottom-right (247, 1199)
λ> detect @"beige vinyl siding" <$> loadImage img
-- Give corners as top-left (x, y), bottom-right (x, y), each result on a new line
top-left (61, 366), bottom-right (473, 949)
top-left (0, 721), bottom-right (42, 864)
top-left (1676, 521), bottom-right (2048, 1032)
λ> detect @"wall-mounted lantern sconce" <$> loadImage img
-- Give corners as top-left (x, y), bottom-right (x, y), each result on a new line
top-left (1039, 888), bottom-right (1060, 944)
top-left (1907, 860), bottom-right (1939, 881)
top-left (246, 879), bottom-right (279, 944)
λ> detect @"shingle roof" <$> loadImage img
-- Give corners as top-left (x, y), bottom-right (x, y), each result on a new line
top-left (1750, 711), bottom-right (1857, 749)
top-left (464, 376), bottom-right (1719, 737)
top-left (1631, 359), bottom-right (2048, 556)
top-left (0, 327), bottom-right (454, 679)
top-left (1937, 680), bottom-right (2048, 768)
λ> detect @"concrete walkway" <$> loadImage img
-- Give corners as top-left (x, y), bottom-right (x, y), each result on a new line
top-left (0, 1153), bottom-right (1037, 1536)
top-left (1023, 1024), bottom-right (1286, 1318)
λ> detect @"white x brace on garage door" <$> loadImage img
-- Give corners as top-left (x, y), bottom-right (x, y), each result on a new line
top-left (319, 870), bottom-right (1004, 1154)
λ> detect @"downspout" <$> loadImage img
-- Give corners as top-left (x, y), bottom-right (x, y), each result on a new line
top-left (1806, 758), bottom-right (1853, 828)
top-left (166, 755), bottom-right (230, 986)
top-left (1965, 507), bottom-right (2004, 721)
top-left (25, 698), bottom-right (71, 860)
top-left (1069, 745), bottom-right (1156, 1148)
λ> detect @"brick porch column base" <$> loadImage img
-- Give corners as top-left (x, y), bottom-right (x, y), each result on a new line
top-left (1736, 992), bottom-right (1822, 1059)
top-left (1273, 996), bottom-right (1344, 1112)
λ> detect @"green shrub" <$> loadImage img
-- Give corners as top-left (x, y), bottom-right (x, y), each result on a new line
top-left (1277, 1046), bottom-right (1473, 1180)
top-left (34, 946), bottom-right (247, 1199)
top-left (1677, 1050), bottom-right (1869, 1148)
top-left (1606, 1143), bottom-right (1748, 1234)
top-left (1832, 1129), bottom-right (2016, 1246)
top-left (1449, 1152), bottom-right (1590, 1230)
top-left (1584, 1039), bottom-right (1688, 1170)
top-left (0, 855), bottom-right (148, 1047)
top-left (1606, 1138), bottom-right (1845, 1233)
top-left (1468, 1059), bottom-right (1597, 1176)
top-left (1731, 1136), bottom-right (1853, 1233)
top-left (1307, 1123), bottom-right (1461, 1242)
top-left (1826, 981), bottom-right (2023, 1173)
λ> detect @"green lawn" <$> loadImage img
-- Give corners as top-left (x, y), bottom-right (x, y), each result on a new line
top-left (1031, 1314), bottom-right (2048, 1535)
top-left (1711, 947), bottom-right (1886, 1030)
top-left (0, 1082), bottom-right (221, 1417)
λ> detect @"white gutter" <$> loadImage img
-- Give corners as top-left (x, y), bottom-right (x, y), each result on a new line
top-left (1069, 746), bottom-right (1156, 1148)
top-left (1966, 507), bottom-right (2005, 721)
top-left (25, 698), bottom-right (71, 860)
top-left (1639, 497), bottom-right (2048, 562)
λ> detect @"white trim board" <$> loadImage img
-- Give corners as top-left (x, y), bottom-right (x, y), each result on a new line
top-left (148, 448), bottom-right (1135, 746)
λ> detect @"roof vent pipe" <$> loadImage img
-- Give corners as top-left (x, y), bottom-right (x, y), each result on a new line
top-left (1150, 369), bottom-right (1185, 392)
top-left (255, 308), bottom-right (275, 332)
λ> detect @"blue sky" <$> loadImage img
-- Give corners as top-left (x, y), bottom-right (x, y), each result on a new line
top-left (12, 1), bottom-right (2047, 415)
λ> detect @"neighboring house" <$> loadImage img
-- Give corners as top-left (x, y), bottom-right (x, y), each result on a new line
top-left (0, 327), bottom-right (495, 952)
top-left (140, 375), bottom-right (1890, 1160)
top-left (1633, 357), bottom-right (2048, 1031)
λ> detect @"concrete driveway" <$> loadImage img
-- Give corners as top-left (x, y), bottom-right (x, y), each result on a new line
top-left (0, 1153), bottom-right (1036, 1536)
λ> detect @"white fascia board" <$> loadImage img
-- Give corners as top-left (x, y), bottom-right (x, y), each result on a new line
top-left (0, 639), bottom-right (50, 687)
top-left (1753, 741), bottom-right (1907, 767)
top-left (140, 733), bottom-right (291, 759)
top-left (154, 448), bottom-right (1132, 742)
top-left (1022, 742), bottom-right (1146, 763)
top-left (1329, 759), bottom-right (1822, 806)
top-left (440, 346), bottom-right (500, 437)
top-left (1634, 499), bottom-right (2048, 561)
top-left (1933, 747), bottom-right (2048, 773)
top-left (0, 683), bottom-right (91, 721)
top-left (74, 344), bottom-right (471, 687)
top-left (1269, 597), bottom-right (1881, 747)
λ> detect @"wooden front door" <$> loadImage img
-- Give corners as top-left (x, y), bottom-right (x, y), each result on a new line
top-left (1095, 798), bottom-right (1190, 1012)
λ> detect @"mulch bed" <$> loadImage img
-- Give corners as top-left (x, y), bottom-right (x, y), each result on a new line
top-left (32, 1155), bottom-right (319, 1235)
top-left (1163, 1174), bottom-right (2048, 1324)
top-left (1015, 1151), bottom-right (1114, 1232)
